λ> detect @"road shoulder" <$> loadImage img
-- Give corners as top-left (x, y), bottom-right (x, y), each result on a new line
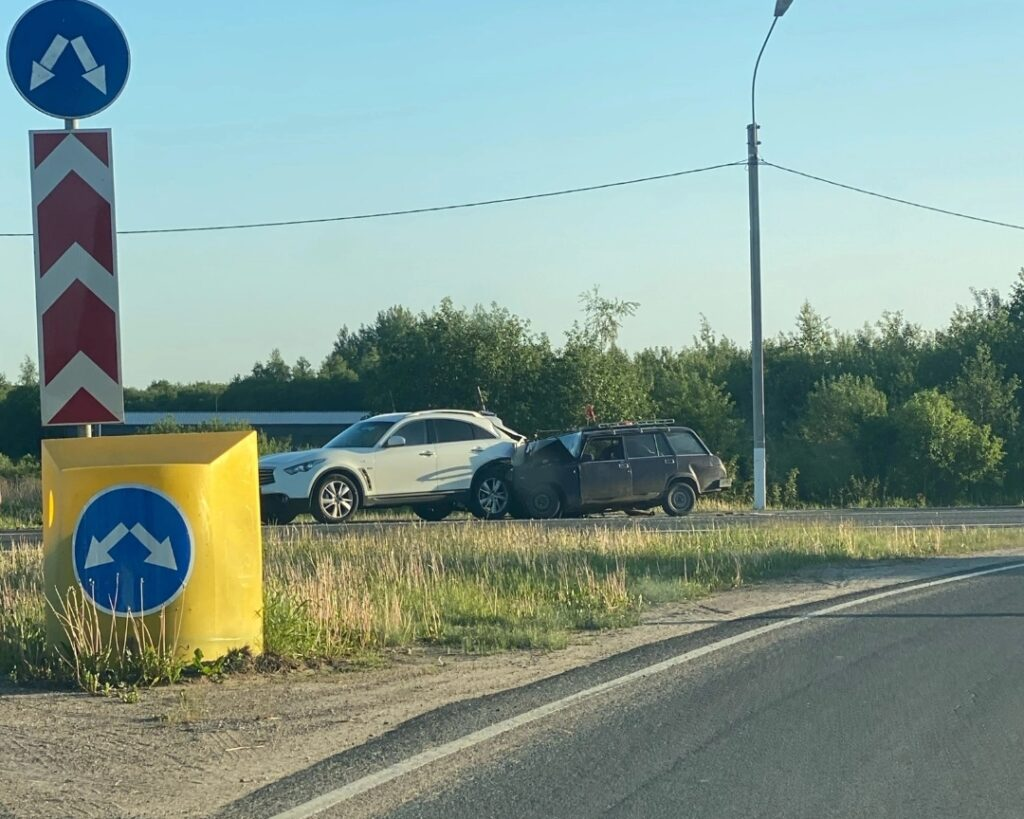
top-left (2, 549), bottom-right (1022, 819)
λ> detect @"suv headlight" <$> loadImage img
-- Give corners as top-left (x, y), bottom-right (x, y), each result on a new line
top-left (284, 458), bottom-right (326, 475)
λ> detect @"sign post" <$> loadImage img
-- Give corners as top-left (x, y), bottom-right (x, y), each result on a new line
top-left (7, 0), bottom-right (130, 433)
top-left (10, 3), bottom-right (266, 663)
top-left (30, 128), bottom-right (123, 426)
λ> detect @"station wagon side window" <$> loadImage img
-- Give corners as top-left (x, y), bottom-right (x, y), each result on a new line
top-left (665, 430), bottom-right (708, 456)
top-left (581, 436), bottom-right (625, 462)
top-left (624, 433), bottom-right (660, 459)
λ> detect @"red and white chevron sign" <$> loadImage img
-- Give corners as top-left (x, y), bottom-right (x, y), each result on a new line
top-left (29, 128), bottom-right (124, 426)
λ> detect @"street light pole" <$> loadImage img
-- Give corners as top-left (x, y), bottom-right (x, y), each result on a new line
top-left (748, 0), bottom-right (793, 510)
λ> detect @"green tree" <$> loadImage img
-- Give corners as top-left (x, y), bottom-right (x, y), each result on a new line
top-left (794, 375), bottom-right (889, 501)
top-left (792, 301), bottom-right (834, 355)
top-left (802, 374), bottom-right (888, 444)
top-left (890, 389), bottom-right (1003, 503)
top-left (17, 356), bottom-right (38, 387)
top-left (578, 286), bottom-right (640, 350)
top-left (635, 348), bottom-right (743, 456)
top-left (948, 344), bottom-right (1020, 440)
top-left (544, 333), bottom-right (651, 429)
top-left (0, 385), bottom-right (41, 459)
top-left (250, 349), bottom-right (292, 382)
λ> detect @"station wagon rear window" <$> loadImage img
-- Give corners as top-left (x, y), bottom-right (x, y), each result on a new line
top-left (666, 430), bottom-right (708, 456)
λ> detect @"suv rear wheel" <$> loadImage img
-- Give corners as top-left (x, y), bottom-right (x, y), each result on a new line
top-left (413, 501), bottom-right (454, 522)
top-left (469, 468), bottom-right (512, 519)
top-left (312, 473), bottom-right (360, 524)
top-left (663, 481), bottom-right (697, 516)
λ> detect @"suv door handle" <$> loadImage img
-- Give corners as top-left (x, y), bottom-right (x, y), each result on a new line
top-left (664, 458), bottom-right (675, 464)
top-left (419, 450), bottom-right (434, 457)
top-left (618, 462), bottom-right (630, 469)
top-left (471, 447), bottom-right (485, 453)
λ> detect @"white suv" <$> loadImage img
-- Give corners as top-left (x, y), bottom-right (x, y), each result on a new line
top-left (258, 410), bottom-right (524, 524)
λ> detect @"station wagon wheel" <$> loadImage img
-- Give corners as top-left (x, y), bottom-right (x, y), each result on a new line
top-left (526, 484), bottom-right (562, 520)
top-left (312, 473), bottom-right (360, 524)
top-left (663, 481), bottom-right (697, 517)
top-left (470, 469), bottom-right (512, 519)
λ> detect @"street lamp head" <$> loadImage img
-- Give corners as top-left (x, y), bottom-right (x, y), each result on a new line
top-left (774, 0), bottom-right (794, 17)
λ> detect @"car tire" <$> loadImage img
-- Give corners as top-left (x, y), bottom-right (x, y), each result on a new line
top-left (311, 473), bottom-right (360, 524)
top-left (261, 510), bottom-right (297, 526)
top-left (507, 496), bottom-right (530, 520)
top-left (662, 481), bottom-right (697, 516)
top-left (525, 484), bottom-right (562, 519)
top-left (469, 468), bottom-right (512, 519)
top-left (413, 502), bottom-right (454, 522)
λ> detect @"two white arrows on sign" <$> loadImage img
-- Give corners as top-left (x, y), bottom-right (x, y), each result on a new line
top-left (30, 35), bottom-right (107, 94)
top-left (85, 523), bottom-right (178, 571)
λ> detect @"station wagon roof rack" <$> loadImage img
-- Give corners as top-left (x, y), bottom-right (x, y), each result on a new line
top-left (587, 418), bottom-right (676, 430)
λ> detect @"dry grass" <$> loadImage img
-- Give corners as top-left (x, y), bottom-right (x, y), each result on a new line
top-left (3, 522), bottom-right (1022, 688)
top-left (260, 522), bottom-right (1024, 658)
top-left (0, 473), bottom-right (42, 528)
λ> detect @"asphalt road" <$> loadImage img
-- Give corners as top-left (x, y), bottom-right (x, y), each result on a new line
top-left (239, 562), bottom-right (1024, 819)
top-left (5, 505), bottom-right (1024, 548)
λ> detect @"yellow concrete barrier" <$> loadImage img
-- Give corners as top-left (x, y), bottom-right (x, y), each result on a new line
top-left (42, 431), bottom-right (263, 660)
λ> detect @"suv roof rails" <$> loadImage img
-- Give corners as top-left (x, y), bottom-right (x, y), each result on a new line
top-left (403, 408), bottom-right (499, 421)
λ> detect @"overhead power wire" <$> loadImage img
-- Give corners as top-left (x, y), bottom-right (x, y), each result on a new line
top-left (2, 159), bottom-right (1021, 237)
top-left (0, 161), bottom-right (745, 238)
top-left (764, 161), bottom-right (1024, 232)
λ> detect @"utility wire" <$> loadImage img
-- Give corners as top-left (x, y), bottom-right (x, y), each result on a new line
top-left (764, 161), bottom-right (1024, 232)
top-left (0, 161), bottom-right (745, 238)
top-left (4, 159), bottom-right (1021, 237)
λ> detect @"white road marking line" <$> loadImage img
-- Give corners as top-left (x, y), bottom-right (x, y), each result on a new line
top-left (270, 560), bottom-right (1024, 818)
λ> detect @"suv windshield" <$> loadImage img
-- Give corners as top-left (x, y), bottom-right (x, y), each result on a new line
top-left (325, 420), bottom-right (396, 449)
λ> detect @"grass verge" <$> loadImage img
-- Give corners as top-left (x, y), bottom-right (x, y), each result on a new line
top-left (2, 522), bottom-right (1022, 690)
top-left (0, 472), bottom-right (42, 528)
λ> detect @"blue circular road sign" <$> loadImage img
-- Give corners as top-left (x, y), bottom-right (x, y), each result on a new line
top-left (7, 0), bottom-right (130, 120)
top-left (73, 485), bottom-right (194, 617)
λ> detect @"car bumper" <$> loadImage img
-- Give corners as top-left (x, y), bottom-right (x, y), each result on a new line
top-left (260, 492), bottom-right (309, 518)
top-left (259, 466), bottom-right (317, 501)
top-left (704, 477), bottom-right (732, 492)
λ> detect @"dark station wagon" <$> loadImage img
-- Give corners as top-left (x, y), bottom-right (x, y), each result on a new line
top-left (509, 420), bottom-right (731, 519)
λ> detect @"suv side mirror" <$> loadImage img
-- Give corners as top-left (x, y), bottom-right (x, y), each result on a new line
top-left (386, 436), bottom-right (407, 448)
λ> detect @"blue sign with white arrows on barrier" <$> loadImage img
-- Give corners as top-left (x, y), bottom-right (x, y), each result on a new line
top-left (7, 0), bottom-right (130, 120)
top-left (73, 485), bottom-right (194, 616)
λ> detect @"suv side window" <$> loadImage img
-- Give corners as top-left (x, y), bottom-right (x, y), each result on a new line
top-left (666, 430), bottom-right (708, 456)
top-left (472, 424), bottom-right (498, 440)
top-left (624, 433), bottom-right (660, 459)
top-left (433, 420), bottom-right (478, 443)
top-left (395, 420), bottom-right (428, 446)
top-left (581, 436), bottom-right (624, 462)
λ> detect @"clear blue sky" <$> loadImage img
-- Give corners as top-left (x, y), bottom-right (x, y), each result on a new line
top-left (1, 0), bottom-right (1022, 386)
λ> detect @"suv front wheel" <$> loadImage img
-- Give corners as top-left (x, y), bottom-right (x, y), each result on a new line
top-left (312, 473), bottom-right (360, 524)
top-left (469, 468), bottom-right (512, 519)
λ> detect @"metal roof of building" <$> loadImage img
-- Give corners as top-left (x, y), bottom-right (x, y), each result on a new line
top-left (122, 411), bottom-right (369, 426)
